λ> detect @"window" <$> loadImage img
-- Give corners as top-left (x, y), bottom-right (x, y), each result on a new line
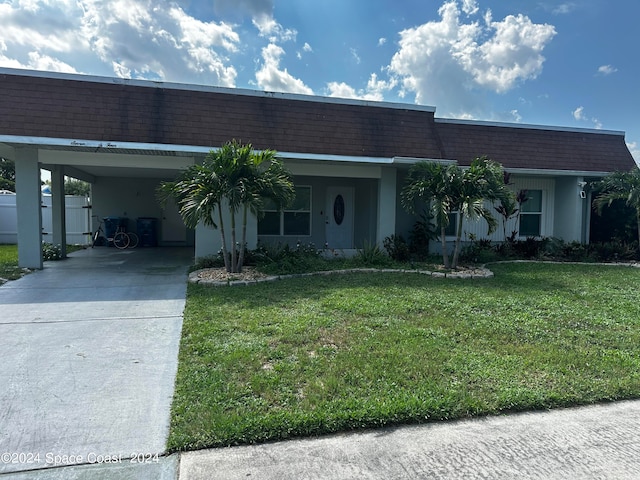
top-left (444, 212), bottom-right (458, 236)
top-left (519, 190), bottom-right (542, 237)
top-left (258, 186), bottom-right (311, 236)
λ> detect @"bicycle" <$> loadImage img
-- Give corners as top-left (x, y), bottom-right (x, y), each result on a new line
top-left (91, 217), bottom-right (139, 249)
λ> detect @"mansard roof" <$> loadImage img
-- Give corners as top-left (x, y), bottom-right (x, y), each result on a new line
top-left (0, 68), bottom-right (635, 174)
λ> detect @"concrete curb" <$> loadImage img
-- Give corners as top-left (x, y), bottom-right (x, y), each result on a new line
top-left (188, 266), bottom-right (494, 286)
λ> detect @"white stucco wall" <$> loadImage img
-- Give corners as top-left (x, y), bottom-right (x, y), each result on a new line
top-left (195, 203), bottom-right (258, 259)
top-left (553, 176), bottom-right (586, 243)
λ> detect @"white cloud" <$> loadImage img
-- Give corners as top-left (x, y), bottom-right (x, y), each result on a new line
top-left (0, 1), bottom-right (85, 54)
top-left (573, 106), bottom-right (586, 121)
top-left (597, 64), bottom-right (617, 75)
top-left (461, 0), bottom-right (479, 15)
top-left (326, 73), bottom-right (396, 102)
top-left (510, 109), bottom-right (522, 122)
top-left (297, 42), bottom-right (312, 60)
top-left (253, 13), bottom-right (297, 43)
top-left (326, 82), bottom-right (359, 99)
top-left (573, 106), bottom-right (601, 129)
top-left (26, 51), bottom-right (78, 73)
top-left (378, 37), bottom-right (387, 46)
top-left (552, 3), bottom-right (576, 15)
top-left (350, 48), bottom-right (361, 65)
top-left (460, 12), bottom-right (557, 92)
top-left (0, 0), bottom-right (240, 86)
top-left (255, 43), bottom-right (313, 95)
top-left (388, 0), bottom-right (556, 114)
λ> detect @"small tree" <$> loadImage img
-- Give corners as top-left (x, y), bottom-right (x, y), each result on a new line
top-left (449, 157), bottom-right (514, 268)
top-left (158, 141), bottom-right (294, 273)
top-left (401, 162), bottom-right (458, 268)
top-left (593, 167), bottom-right (640, 245)
top-left (402, 157), bottom-right (514, 269)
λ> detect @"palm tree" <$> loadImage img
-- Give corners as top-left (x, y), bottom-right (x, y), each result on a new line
top-left (158, 141), bottom-right (295, 273)
top-left (401, 162), bottom-right (458, 268)
top-left (593, 167), bottom-right (640, 245)
top-left (236, 148), bottom-right (295, 270)
top-left (401, 157), bottom-right (513, 269)
top-left (450, 157), bottom-right (513, 268)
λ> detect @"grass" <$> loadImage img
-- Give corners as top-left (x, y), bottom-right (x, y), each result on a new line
top-left (168, 262), bottom-right (640, 452)
top-left (0, 244), bottom-right (86, 283)
top-left (0, 244), bottom-right (26, 282)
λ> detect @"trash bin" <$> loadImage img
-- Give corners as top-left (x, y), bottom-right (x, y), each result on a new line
top-left (137, 217), bottom-right (158, 247)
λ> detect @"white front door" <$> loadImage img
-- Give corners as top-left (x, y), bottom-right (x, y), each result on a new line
top-left (325, 187), bottom-right (354, 249)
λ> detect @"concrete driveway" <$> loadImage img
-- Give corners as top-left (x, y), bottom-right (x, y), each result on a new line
top-left (0, 247), bottom-right (192, 476)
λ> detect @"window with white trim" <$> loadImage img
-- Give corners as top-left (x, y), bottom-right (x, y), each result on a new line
top-left (258, 186), bottom-right (311, 236)
top-left (519, 190), bottom-right (542, 237)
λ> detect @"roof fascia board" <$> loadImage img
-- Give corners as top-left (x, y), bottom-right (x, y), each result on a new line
top-left (0, 67), bottom-right (436, 113)
top-left (392, 157), bottom-right (457, 166)
top-left (0, 135), bottom-right (398, 166)
top-left (506, 168), bottom-right (610, 177)
top-left (278, 151), bottom-right (393, 165)
top-left (436, 117), bottom-right (626, 136)
top-left (0, 135), bottom-right (211, 156)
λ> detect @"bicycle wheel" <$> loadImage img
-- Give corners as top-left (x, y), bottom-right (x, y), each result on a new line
top-left (127, 232), bottom-right (139, 249)
top-left (113, 232), bottom-right (130, 249)
top-left (92, 230), bottom-right (100, 248)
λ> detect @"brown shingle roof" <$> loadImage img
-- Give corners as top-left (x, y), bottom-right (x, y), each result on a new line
top-left (436, 120), bottom-right (636, 173)
top-left (0, 69), bottom-right (635, 174)
top-left (0, 71), bottom-right (442, 159)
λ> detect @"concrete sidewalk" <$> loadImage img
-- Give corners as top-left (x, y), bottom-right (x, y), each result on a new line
top-left (0, 247), bottom-right (192, 477)
top-left (177, 399), bottom-right (640, 480)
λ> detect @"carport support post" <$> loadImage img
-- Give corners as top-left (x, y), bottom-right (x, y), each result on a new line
top-left (51, 165), bottom-right (67, 258)
top-left (377, 167), bottom-right (396, 247)
top-left (15, 147), bottom-right (43, 269)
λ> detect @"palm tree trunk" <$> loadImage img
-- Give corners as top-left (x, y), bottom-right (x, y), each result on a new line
top-left (230, 209), bottom-right (237, 272)
top-left (440, 225), bottom-right (450, 269)
top-left (218, 208), bottom-right (230, 272)
top-left (238, 204), bottom-right (248, 273)
top-left (451, 212), bottom-right (465, 269)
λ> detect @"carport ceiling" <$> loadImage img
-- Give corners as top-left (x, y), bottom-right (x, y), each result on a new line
top-left (1, 141), bottom-right (205, 181)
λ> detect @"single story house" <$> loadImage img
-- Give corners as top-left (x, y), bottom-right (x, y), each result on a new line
top-left (0, 68), bottom-right (635, 269)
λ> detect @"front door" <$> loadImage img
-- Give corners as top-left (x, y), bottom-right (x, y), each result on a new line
top-left (325, 186), bottom-right (354, 249)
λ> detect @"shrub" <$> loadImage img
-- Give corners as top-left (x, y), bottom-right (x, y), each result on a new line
top-left (192, 253), bottom-right (226, 271)
top-left (461, 238), bottom-right (500, 264)
top-left (42, 243), bottom-right (62, 261)
top-left (255, 242), bottom-right (326, 275)
top-left (354, 241), bottom-right (392, 267)
top-left (383, 235), bottom-right (410, 262)
top-left (560, 241), bottom-right (593, 262)
top-left (510, 237), bottom-right (548, 259)
top-left (408, 211), bottom-right (437, 259)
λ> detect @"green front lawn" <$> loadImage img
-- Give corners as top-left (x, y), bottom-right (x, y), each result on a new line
top-left (0, 244), bottom-right (24, 283)
top-left (169, 263), bottom-right (640, 451)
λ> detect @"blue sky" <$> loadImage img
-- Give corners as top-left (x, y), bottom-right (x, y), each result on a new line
top-left (1, 0), bottom-right (638, 163)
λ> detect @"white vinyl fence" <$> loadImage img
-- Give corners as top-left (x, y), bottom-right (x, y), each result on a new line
top-left (0, 192), bottom-right (91, 245)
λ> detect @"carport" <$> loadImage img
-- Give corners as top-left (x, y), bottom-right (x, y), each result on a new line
top-left (1, 136), bottom-right (202, 268)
